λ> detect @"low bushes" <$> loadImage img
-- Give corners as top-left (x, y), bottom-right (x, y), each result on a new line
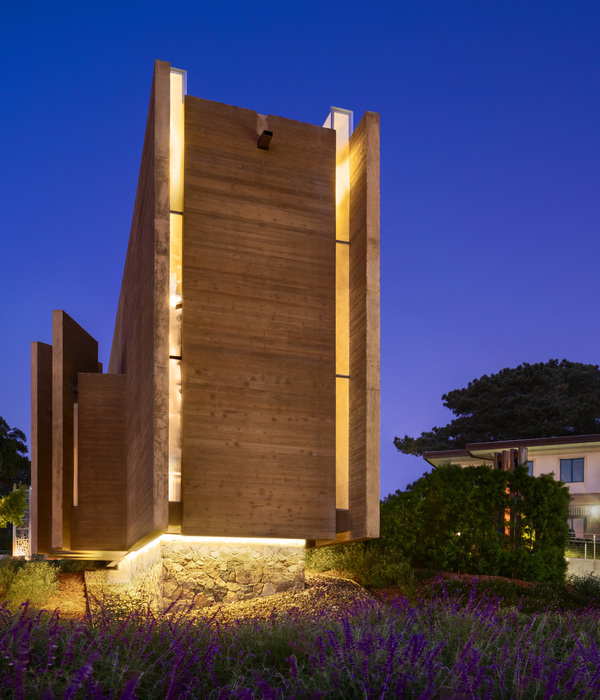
top-left (0, 559), bottom-right (58, 606)
top-left (54, 559), bottom-right (105, 573)
top-left (306, 540), bottom-right (413, 589)
top-left (0, 558), bottom-right (106, 608)
top-left (0, 557), bottom-right (24, 598)
top-left (418, 573), bottom-right (600, 614)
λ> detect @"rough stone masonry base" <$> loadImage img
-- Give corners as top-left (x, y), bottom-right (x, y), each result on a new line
top-left (85, 538), bottom-right (306, 612)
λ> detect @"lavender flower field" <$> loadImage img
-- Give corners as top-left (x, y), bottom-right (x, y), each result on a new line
top-left (2, 582), bottom-right (600, 699)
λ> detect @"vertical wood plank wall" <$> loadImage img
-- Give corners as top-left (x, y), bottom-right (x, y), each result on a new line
top-left (51, 311), bottom-right (99, 551)
top-left (71, 373), bottom-right (127, 551)
top-left (181, 97), bottom-right (337, 539)
top-left (31, 342), bottom-right (53, 555)
top-left (108, 59), bottom-right (170, 547)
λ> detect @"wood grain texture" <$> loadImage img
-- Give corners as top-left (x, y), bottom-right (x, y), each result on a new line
top-left (181, 97), bottom-right (337, 539)
top-left (71, 373), bottom-right (127, 551)
top-left (317, 111), bottom-right (380, 545)
top-left (31, 342), bottom-right (53, 555)
top-left (108, 59), bottom-right (170, 547)
top-left (51, 311), bottom-right (99, 551)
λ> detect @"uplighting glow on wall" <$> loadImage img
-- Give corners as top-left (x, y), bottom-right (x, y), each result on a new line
top-left (325, 107), bottom-right (353, 511)
top-left (119, 534), bottom-right (306, 567)
top-left (169, 67), bottom-right (186, 502)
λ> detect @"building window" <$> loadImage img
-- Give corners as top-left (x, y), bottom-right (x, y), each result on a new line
top-left (560, 458), bottom-right (584, 483)
top-left (527, 460), bottom-right (533, 476)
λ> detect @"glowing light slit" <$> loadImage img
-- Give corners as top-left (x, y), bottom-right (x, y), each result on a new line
top-left (325, 107), bottom-right (353, 511)
top-left (169, 68), bottom-right (186, 502)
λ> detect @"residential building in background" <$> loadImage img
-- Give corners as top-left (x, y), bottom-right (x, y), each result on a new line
top-left (424, 435), bottom-right (600, 536)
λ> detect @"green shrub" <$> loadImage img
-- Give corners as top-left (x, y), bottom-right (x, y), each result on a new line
top-left (5, 561), bottom-right (58, 605)
top-left (0, 557), bottom-right (25, 597)
top-left (306, 541), bottom-right (413, 589)
top-left (567, 572), bottom-right (600, 605)
top-left (55, 558), bottom-right (106, 573)
top-left (381, 464), bottom-right (570, 583)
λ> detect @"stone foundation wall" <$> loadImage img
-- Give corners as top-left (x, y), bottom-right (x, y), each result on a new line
top-left (85, 541), bottom-right (164, 613)
top-left (86, 537), bottom-right (305, 612)
top-left (161, 540), bottom-right (305, 609)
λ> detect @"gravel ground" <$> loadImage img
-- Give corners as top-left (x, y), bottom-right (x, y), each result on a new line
top-left (182, 572), bottom-right (380, 624)
top-left (2, 569), bottom-right (377, 624)
top-left (82, 570), bottom-right (379, 623)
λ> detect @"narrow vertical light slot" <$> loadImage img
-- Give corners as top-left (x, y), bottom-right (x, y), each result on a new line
top-left (336, 240), bottom-right (350, 376)
top-left (324, 107), bottom-right (353, 512)
top-left (73, 402), bottom-right (79, 507)
top-left (169, 213), bottom-right (183, 356)
top-left (168, 359), bottom-right (182, 501)
top-left (335, 377), bottom-right (349, 508)
top-left (169, 67), bottom-right (186, 503)
top-left (169, 69), bottom-right (186, 212)
top-left (332, 109), bottom-right (352, 244)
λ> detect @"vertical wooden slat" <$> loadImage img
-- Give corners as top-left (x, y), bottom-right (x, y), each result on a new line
top-left (519, 446), bottom-right (528, 467)
top-left (31, 342), bottom-right (53, 555)
top-left (51, 311), bottom-right (98, 551)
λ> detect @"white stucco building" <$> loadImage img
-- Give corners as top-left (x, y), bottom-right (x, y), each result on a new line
top-left (424, 435), bottom-right (600, 537)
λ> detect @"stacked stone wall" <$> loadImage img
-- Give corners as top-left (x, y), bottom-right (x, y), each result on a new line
top-left (161, 541), bottom-right (304, 609)
top-left (85, 537), bottom-right (305, 612)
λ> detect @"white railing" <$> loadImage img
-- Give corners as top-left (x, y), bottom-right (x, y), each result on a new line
top-left (567, 532), bottom-right (599, 560)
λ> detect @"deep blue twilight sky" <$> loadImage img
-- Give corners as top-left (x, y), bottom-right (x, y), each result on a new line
top-left (1, 1), bottom-right (599, 499)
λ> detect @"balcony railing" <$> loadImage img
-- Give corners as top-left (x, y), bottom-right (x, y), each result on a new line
top-left (566, 532), bottom-right (600, 560)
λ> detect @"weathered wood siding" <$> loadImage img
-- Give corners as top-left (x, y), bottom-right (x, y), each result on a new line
top-left (51, 311), bottom-right (99, 551)
top-left (181, 97), bottom-right (337, 539)
top-left (71, 373), bottom-right (127, 551)
top-left (31, 342), bottom-right (53, 555)
top-left (108, 59), bottom-right (170, 547)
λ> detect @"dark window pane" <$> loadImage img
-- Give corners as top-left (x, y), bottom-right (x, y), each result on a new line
top-left (527, 460), bottom-right (534, 476)
top-left (573, 458), bottom-right (584, 482)
top-left (560, 459), bottom-right (572, 482)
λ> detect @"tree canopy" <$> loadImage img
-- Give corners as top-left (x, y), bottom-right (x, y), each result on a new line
top-left (395, 359), bottom-right (600, 455)
top-left (0, 417), bottom-right (30, 528)
top-left (0, 485), bottom-right (28, 528)
top-left (0, 417), bottom-right (30, 495)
